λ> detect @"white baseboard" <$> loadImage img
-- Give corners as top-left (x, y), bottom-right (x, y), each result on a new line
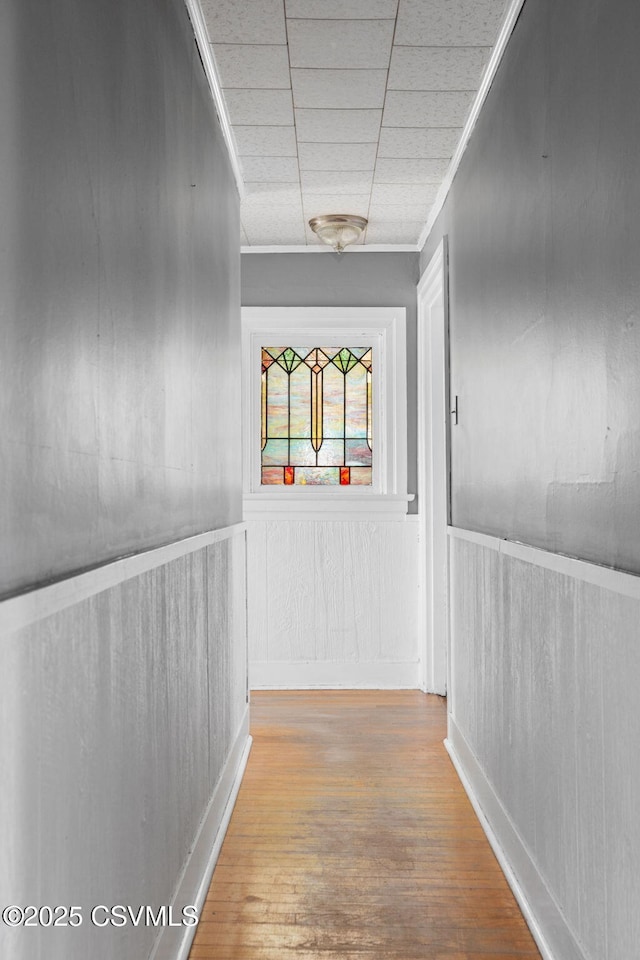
top-left (150, 707), bottom-right (252, 960)
top-left (445, 717), bottom-right (585, 960)
top-left (250, 659), bottom-right (419, 689)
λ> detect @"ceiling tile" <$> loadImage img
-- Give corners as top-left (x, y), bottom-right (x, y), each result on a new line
top-left (388, 46), bottom-right (491, 90)
top-left (364, 221), bottom-right (425, 243)
top-left (245, 225), bottom-right (308, 245)
top-left (374, 157), bottom-right (449, 182)
top-left (233, 126), bottom-right (298, 157)
top-left (301, 170), bottom-right (373, 194)
top-left (377, 126), bottom-right (461, 158)
top-left (303, 195), bottom-right (370, 219)
top-left (286, 0), bottom-right (398, 18)
top-left (242, 205), bottom-right (306, 243)
top-left (243, 183), bottom-right (303, 206)
top-left (394, 0), bottom-right (507, 46)
top-left (287, 19), bottom-right (395, 69)
top-left (298, 142), bottom-right (377, 171)
top-left (370, 182), bottom-right (439, 204)
top-left (291, 69), bottom-right (387, 109)
top-left (242, 207), bottom-right (303, 229)
top-left (201, 0), bottom-right (287, 44)
top-left (243, 204), bottom-right (303, 224)
top-left (382, 90), bottom-right (475, 127)
top-left (369, 200), bottom-right (433, 220)
top-left (224, 89), bottom-right (294, 126)
top-left (240, 157), bottom-right (300, 182)
top-left (213, 44), bottom-right (291, 89)
top-left (296, 109), bottom-right (381, 142)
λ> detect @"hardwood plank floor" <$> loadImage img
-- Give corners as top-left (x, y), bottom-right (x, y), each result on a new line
top-left (189, 690), bottom-right (541, 960)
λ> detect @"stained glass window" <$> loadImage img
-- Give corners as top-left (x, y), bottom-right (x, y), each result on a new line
top-left (261, 346), bottom-right (372, 486)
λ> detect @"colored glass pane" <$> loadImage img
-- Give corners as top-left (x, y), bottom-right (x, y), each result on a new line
top-left (262, 467), bottom-right (284, 484)
top-left (296, 467), bottom-right (339, 485)
top-left (261, 346), bottom-right (372, 486)
top-left (345, 363), bottom-right (367, 438)
top-left (289, 364), bottom-right (311, 437)
top-left (289, 439), bottom-right (316, 465)
top-left (265, 363), bottom-right (288, 437)
top-left (262, 439), bottom-right (289, 465)
top-left (350, 467), bottom-right (372, 485)
top-left (317, 439), bottom-right (344, 466)
top-left (321, 363), bottom-right (344, 439)
top-left (345, 439), bottom-right (372, 466)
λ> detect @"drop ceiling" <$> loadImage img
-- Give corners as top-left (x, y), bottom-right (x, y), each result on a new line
top-left (198, 0), bottom-right (514, 249)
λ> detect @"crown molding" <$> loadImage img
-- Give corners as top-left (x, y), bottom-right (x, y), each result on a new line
top-left (241, 244), bottom-right (419, 254)
top-left (417, 0), bottom-right (527, 253)
top-left (183, 0), bottom-right (245, 199)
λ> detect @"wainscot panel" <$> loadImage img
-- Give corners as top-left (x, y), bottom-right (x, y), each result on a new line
top-left (447, 529), bottom-right (640, 960)
top-left (248, 519), bottom-right (419, 689)
top-left (0, 526), bottom-right (249, 960)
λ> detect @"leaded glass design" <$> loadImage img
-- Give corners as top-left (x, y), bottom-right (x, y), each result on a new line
top-left (261, 346), bottom-right (372, 485)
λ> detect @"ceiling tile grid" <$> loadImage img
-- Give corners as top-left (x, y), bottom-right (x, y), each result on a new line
top-left (201, 0), bottom-right (512, 247)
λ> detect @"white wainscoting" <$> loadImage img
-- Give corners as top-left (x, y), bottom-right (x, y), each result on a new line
top-left (448, 527), bottom-right (640, 960)
top-left (0, 525), bottom-right (249, 960)
top-left (247, 518), bottom-right (420, 689)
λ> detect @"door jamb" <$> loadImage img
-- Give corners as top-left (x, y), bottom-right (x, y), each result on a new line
top-left (417, 238), bottom-right (450, 695)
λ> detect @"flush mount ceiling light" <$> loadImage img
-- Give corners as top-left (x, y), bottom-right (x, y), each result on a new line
top-left (308, 214), bottom-right (368, 253)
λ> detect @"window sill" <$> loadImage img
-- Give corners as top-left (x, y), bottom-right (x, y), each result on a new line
top-left (243, 493), bottom-right (415, 522)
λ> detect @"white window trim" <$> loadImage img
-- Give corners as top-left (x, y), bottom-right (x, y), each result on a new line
top-left (242, 307), bottom-right (412, 521)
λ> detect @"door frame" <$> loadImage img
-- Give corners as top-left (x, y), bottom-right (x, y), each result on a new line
top-left (417, 237), bottom-right (450, 694)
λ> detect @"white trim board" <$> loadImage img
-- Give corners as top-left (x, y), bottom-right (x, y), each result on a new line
top-left (150, 710), bottom-right (252, 960)
top-left (244, 494), bottom-right (413, 522)
top-left (417, 0), bottom-right (527, 252)
top-left (241, 245), bottom-right (419, 255)
top-left (250, 660), bottom-right (420, 690)
top-left (183, 0), bottom-right (245, 198)
top-left (448, 526), bottom-right (640, 601)
top-left (417, 239), bottom-right (449, 695)
top-left (445, 717), bottom-right (585, 960)
top-left (0, 522), bottom-right (247, 637)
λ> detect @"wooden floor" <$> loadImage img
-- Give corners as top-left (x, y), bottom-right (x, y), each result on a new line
top-left (189, 691), bottom-right (541, 960)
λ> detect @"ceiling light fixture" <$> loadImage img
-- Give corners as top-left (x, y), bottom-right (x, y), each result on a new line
top-left (308, 214), bottom-right (368, 254)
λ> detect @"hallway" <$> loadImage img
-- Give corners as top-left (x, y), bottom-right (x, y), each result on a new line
top-left (189, 691), bottom-right (541, 959)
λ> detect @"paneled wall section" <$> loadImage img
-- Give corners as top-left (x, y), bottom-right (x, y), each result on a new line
top-left (248, 520), bottom-right (419, 688)
top-left (448, 533), bottom-right (640, 960)
top-left (0, 531), bottom-right (248, 960)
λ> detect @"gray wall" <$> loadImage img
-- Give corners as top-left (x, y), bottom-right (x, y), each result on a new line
top-left (421, 0), bottom-right (640, 573)
top-left (1, 1), bottom-right (246, 958)
top-left (242, 251), bottom-right (420, 509)
top-left (421, 2), bottom-right (640, 957)
top-left (1, 0), bottom-right (241, 599)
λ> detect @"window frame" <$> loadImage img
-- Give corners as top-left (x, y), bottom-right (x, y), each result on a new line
top-left (242, 307), bottom-right (410, 520)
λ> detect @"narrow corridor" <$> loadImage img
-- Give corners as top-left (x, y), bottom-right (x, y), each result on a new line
top-left (189, 691), bottom-right (541, 959)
